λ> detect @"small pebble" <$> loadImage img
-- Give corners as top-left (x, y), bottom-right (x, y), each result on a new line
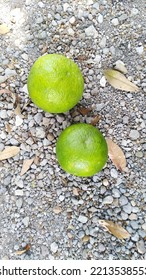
top-left (85, 25), bottom-right (98, 38)
top-left (136, 240), bottom-right (146, 254)
top-left (22, 217), bottom-right (29, 227)
top-left (111, 18), bottom-right (119, 26)
top-left (100, 76), bottom-right (106, 87)
top-left (98, 14), bottom-right (103, 24)
top-left (129, 130), bottom-right (140, 140)
top-left (50, 242), bottom-right (58, 253)
top-left (102, 196), bottom-right (113, 205)
top-left (110, 169), bottom-right (118, 178)
top-left (78, 215), bottom-right (88, 224)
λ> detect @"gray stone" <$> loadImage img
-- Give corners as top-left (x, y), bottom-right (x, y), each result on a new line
top-left (123, 203), bottom-right (132, 214)
top-left (3, 175), bottom-right (11, 186)
top-left (34, 113), bottom-right (43, 124)
top-left (130, 221), bottom-right (139, 229)
top-left (85, 25), bottom-right (98, 38)
top-left (136, 240), bottom-right (146, 254)
top-left (99, 37), bottom-right (106, 48)
top-left (119, 195), bottom-right (128, 206)
top-left (41, 245), bottom-right (49, 257)
top-left (36, 127), bottom-right (45, 138)
top-left (129, 130), bottom-right (140, 140)
top-left (102, 196), bottom-right (113, 205)
top-left (78, 215), bottom-right (88, 224)
top-left (110, 168), bottom-right (118, 178)
top-left (98, 244), bottom-right (105, 252)
top-left (16, 198), bottom-right (23, 208)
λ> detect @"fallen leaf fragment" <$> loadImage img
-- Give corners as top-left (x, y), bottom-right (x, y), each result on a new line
top-left (106, 138), bottom-right (126, 171)
top-left (82, 235), bottom-right (90, 242)
top-left (73, 187), bottom-right (81, 196)
top-left (0, 146), bottom-right (20, 161)
top-left (53, 206), bottom-right (62, 214)
top-left (104, 69), bottom-right (139, 92)
top-left (5, 123), bottom-right (12, 133)
top-left (78, 106), bottom-right (92, 116)
top-left (90, 115), bottom-right (101, 125)
top-left (0, 89), bottom-right (12, 95)
top-left (0, 23), bottom-right (10, 35)
top-left (98, 220), bottom-right (130, 239)
top-left (16, 244), bottom-right (31, 255)
top-left (20, 158), bottom-right (34, 176)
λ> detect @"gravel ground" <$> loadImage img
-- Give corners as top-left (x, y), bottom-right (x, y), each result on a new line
top-left (0, 0), bottom-right (146, 260)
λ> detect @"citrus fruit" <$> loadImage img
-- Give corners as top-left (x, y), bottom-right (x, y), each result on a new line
top-left (27, 54), bottom-right (84, 113)
top-left (56, 123), bottom-right (108, 177)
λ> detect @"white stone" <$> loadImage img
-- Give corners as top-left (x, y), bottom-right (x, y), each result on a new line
top-left (131, 8), bottom-right (139, 16)
top-left (50, 242), bottom-right (58, 253)
top-left (114, 60), bottom-right (128, 74)
top-left (98, 14), bottom-right (103, 23)
top-left (94, 54), bottom-right (101, 63)
top-left (22, 84), bottom-right (28, 94)
top-left (38, 2), bottom-right (45, 8)
top-left (36, 127), bottom-right (45, 138)
top-left (142, 223), bottom-right (146, 231)
top-left (22, 217), bottom-right (29, 227)
top-left (100, 76), bottom-right (106, 87)
top-left (63, 3), bottom-right (70, 12)
top-left (69, 16), bottom-right (76, 24)
top-left (78, 215), bottom-right (88, 224)
top-left (15, 189), bottom-right (24, 196)
top-left (21, 53), bottom-right (28, 61)
top-left (136, 46), bottom-right (144, 55)
top-left (68, 27), bottom-right (74, 35)
top-left (15, 179), bottom-right (24, 189)
top-left (99, 36), bottom-right (106, 48)
top-left (16, 198), bottom-right (23, 208)
top-left (15, 115), bottom-right (23, 126)
top-left (85, 25), bottom-right (98, 38)
top-left (111, 18), bottom-right (119, 26)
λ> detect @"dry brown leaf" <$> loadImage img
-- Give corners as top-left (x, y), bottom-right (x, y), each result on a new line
top-left (82, 235), bottom-right (90, 242)
top-left (20, 158), bottom-right (34, 176)
top-left (0, 146), bottom-right (20, 161)
top-left (5, 123), bottom-right (12, 133)
top-left (0, 23), bottom-right (10, 35)
top-left (16, 244), bottom-right (31, 255)
top-left (73, 187), bottom-right (81, 196)
top-left (53, 206), bottom-right (62, 214)
top-left (98, 220), bottom-right (130, 239)
top-left (0, 89), bottom-right (12, 95)
top-left (14, 103), bottom-right (22, 116)
top-left (104, 69), bottom-right (139, 92)
top-left (90, 115), bottom-right (101, 125)
top-left (106, 138), bottom-right (126, 171)
top-left (41, 44), bottom-right (48, 54)
top-left (78, 106), bottom-right (92, 116)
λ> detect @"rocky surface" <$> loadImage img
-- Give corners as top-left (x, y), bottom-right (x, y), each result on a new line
top-left (0, 0), bottom-right (145, 260)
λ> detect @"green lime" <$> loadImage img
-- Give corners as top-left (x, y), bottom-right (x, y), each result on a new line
top-left (56, 123), bottom-right (108, 177)
top-left (27, 54), bottom-right (84, 113)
